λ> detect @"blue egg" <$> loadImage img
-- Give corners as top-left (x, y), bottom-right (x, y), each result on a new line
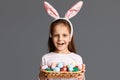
top-left (57, 62), bottom-right (64, 68)
top-left (53, 67), bottom-right (60, 72)
top-left (67, 64), bottom-right (73, 68)
top-left (68, 67), bottom-right (73, 72)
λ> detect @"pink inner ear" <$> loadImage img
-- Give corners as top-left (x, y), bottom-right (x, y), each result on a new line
top-left (66, 9), bottom-right (79, 19)
top-left (44, 4), bottom-right (58, 17)
top-left (44, 1), bottom-right (59, 19)
top-left (65, 1), bottom-right (83, 19)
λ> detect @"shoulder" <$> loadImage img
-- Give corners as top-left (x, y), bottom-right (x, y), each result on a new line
top-left (42, 52), bottom-right (55, 58)
top-left (71, 53), bottom-right (83, 61)
top-left (71, 52), bottom-right (83, 64)
top-left (71, 52), bottom-right (82, 58)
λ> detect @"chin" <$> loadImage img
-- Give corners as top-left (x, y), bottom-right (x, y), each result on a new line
top-left (57, 49), bottom-right (65, 51)
top-left (56, 48), bottom-right (66, 52)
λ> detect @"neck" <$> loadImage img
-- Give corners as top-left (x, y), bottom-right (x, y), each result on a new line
top-left (54, 49), bottom-right (71, 54)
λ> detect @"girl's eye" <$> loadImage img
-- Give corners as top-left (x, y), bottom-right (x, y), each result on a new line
top-left (52, 34), bottom-right (68, 37)
top-left (63, 34), bottom-right (68, 37)
top-left (53, 34), bottom-right (58, 37)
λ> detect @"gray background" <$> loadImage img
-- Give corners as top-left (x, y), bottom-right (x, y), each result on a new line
top-left (0, 0), bottom-right (120, 80)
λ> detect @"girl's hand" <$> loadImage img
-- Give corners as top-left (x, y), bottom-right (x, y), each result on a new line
top-left (39, 71), bottom-right (46, 80)
top-left (78, 64), bottom-right (86, 80)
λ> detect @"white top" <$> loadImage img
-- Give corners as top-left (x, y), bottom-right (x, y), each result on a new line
top-left (41, 52), bottom-right (83, 66)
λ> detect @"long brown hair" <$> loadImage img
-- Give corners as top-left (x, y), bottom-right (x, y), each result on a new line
top-left (48, 19), bottom-right (76, 53)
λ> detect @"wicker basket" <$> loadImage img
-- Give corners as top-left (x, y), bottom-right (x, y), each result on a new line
top-left (40, 69), bottom-right (83, 78)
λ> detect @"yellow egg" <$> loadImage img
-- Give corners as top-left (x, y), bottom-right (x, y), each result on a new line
top-left (70, 62), bottom-right (76, 67)
top-left (51, 62), bottom-right (57, 69)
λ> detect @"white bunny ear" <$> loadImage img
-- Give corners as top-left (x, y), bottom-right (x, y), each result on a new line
top-left (44, 1), bottom-right (60, 19)
top-left (65, 1), bottom-right (83, 19)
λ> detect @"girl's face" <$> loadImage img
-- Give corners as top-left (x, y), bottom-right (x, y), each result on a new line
top-left (52, 23), bottom-right (71, 53)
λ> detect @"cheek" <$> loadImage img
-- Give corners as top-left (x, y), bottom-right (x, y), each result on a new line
top-left (65, 38), bottom-right (71, 43)
top-left (52, 38), bottom-right (57, 43)
top-left (67, 37), bottom-right (71, 42)
top-left (69, 37), bottom-right (72, 42)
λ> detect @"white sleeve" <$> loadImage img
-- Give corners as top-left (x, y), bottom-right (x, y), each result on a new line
top-left (75, 54), bottom-right (83, 65)
top-left (41, 56), bottom-right (47, 65)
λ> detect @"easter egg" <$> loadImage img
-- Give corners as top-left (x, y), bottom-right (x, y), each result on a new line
top-left (57, 62), bottom-right (64, 68)
top-left (41, 65), bottom-right (48, 70)
top-left (77, 64), bottom-right (82, 70)
top-left (60, 66), bottom-right (67, 71)
top-left (70, 62), bottom-right (76, 67)
top-left (51, 62), bottom-right (57, 69)
top-left (73, 67), bottom-right (79, 72)
top-left (53, 67), bottom-right (60, 72)
top-left (67, 64), bottom-right (73, 68)
top-left (45, 68), bottom-right (52, 71)
top-left (68, 67), bottom-right (73, 72)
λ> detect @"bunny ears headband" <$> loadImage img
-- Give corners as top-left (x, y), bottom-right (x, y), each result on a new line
top-left (44, 1), bottom-right (83, 37)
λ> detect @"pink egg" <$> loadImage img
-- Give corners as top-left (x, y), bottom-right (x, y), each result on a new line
top-left (77, 64), bottom-right (82, 69)
top-left (41, 65), bottom-right (48, 69)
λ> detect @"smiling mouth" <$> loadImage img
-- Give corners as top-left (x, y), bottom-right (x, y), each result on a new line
top-left (57, 43), bottom-right (65, 45)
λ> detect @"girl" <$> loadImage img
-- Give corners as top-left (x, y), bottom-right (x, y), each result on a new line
top-left (39, 1), bottom-right (85, 80)
top-left (39, 19), bottom-right (85, 80)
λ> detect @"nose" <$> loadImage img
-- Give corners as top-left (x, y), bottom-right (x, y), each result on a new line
top-left (58, 35), bottom-right (63, 41)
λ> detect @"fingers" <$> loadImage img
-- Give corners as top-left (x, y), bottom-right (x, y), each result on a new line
top-left (81, 64), bottom-right (86, 73)
top-left (78, 64), bottom-right (85, 80)
top-left (82, 64), bottom-right (86, 70)
top-left (78, 74), bottom-right (85, 80)
top-left (39, 72), bottom-right (46, 80)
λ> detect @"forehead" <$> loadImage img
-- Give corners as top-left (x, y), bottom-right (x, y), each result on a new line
top-left (53, 23), bottom-right (70, 33)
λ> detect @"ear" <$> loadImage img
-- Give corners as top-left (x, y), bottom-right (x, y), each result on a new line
top-left (65, 1), bottom-right (83, 19)
top-left (44, 1), bottom-right (60, 19)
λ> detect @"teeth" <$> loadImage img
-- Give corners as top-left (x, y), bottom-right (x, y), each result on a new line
top-left (58, 43), bottom-right (64, 45)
